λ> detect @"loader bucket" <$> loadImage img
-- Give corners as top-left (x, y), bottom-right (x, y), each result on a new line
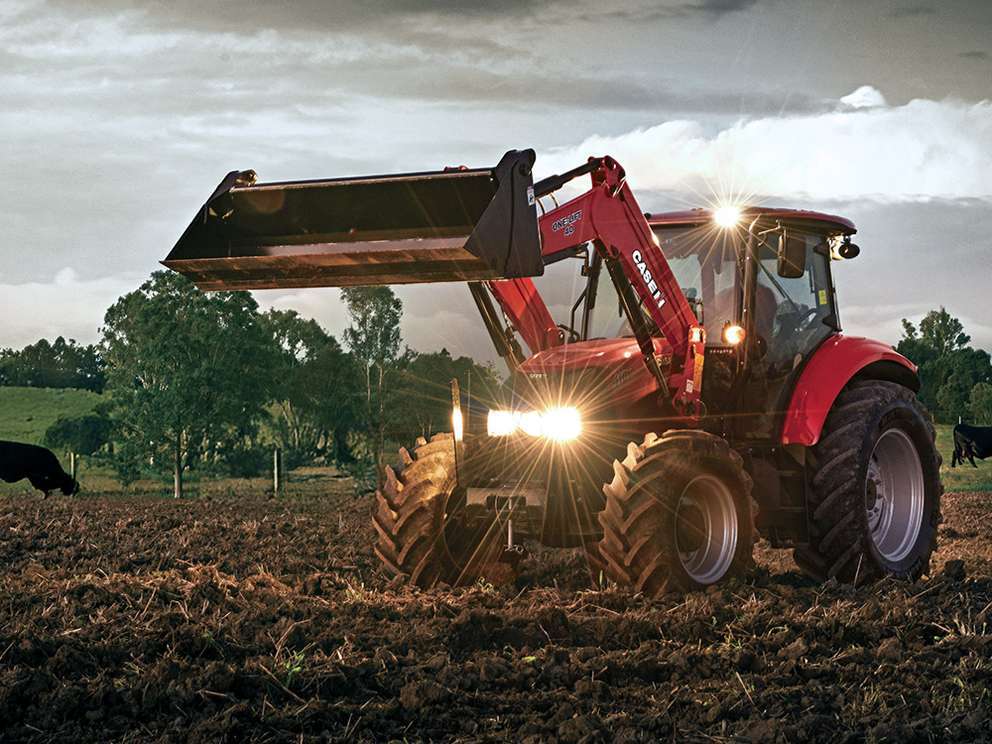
top-left (162, 149), bottom-right (543, 290)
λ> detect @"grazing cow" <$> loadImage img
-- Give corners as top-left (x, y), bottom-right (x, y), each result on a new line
top-left (951, 424), bottom-right (992, 468)
top-left (0, 440), bottom-right (79, 496)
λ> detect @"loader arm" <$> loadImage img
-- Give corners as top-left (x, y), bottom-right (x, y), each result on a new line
top-left (533, 157), bottom-right (706, 415)
top-left (486, 278), bottom-right (560, 354)
top-left (163, 148), bottom-right (704, 413)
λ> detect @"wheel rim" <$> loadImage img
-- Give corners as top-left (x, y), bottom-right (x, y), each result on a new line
top-left (865, 427), bottom-right (925, 563)
top-left (675, 474), bottom-right (738, 584)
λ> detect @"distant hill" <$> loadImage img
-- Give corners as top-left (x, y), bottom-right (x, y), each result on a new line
top-left (0, 386), bottom-right (102, 445)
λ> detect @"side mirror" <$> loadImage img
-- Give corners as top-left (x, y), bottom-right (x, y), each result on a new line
top-left (838, 239), bottom-right (860, 260)
top-left (777, 232), bottom-right (806, 278)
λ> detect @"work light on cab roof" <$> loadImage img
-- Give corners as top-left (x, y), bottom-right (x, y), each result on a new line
top-left (713, 205), bottom-right (743, 228)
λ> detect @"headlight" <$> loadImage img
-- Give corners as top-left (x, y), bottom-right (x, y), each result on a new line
top-left (519, 411), bottom-right (544, 438)
top-left (541, 407), bottom-right (582, 442)
top-left (486, 407), bottom-right (582, 441)
top-left (487, 410), bottom-right (517, 437)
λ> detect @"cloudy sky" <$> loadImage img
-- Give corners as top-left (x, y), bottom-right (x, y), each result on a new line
top-left (2, 0), bottom-right (991, 363)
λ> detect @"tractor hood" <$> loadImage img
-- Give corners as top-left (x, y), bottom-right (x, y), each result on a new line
top-left (515, 337), bottom-right (671, 408)
top-left (518, 337), bottom-right (671, 373)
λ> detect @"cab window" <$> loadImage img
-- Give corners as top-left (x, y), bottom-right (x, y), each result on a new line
top-left (754, 231), bottom-right (834, 368)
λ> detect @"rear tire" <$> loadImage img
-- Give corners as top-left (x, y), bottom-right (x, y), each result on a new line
top-left (373, 433), bottom-right (498, 588)
top-left (597, 430), bottom-right (756, 597)
top-left (794, 381), bottom-right (942, 583)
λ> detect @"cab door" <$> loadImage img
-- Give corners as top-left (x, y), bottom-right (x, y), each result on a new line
top-left (740, 228), bottom-right (838, 439)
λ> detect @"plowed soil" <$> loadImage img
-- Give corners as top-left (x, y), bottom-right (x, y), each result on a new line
top-left (2, 487), bottom-right (991, 743)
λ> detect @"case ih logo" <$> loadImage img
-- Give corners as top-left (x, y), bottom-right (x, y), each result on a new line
top-left (551, 209), bottom-right (582, 237)
top-left (632, 250), bottom-right (666, 309)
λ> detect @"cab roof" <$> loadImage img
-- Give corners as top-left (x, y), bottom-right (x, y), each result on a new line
top-left (646, 207), bottom-right (856, 234)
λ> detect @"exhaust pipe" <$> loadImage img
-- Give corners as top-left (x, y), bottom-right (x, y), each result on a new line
top-left (163, 149), bottom-right (543, 290)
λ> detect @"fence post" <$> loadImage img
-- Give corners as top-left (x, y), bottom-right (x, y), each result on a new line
top-left (69, 452), bottom-right (77, 483)
top-left (273, 447), bottom-right (282, 496)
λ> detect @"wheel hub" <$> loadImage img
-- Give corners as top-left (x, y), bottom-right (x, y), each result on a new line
top-left (675, 475), bottom-right (738, 584)
top-left (676, 503), bottom-right (707, 553)
top-left (865, 427), bottom-right (925, 563)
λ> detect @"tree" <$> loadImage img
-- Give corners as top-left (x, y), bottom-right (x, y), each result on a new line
top-left (918, 308), bottom-right (970, 357)
top-left (390, 348), bottom-right (503, 443)
top-left (935, 347), bottom-right (992, 423)
top-left (970, 382), bottom-right (992, 424)
top-left (259, 309), bottom-right (362, 467)
top-left (296, 341), bottom-right (362, 464)
top-left (897, 308), bottom-right (991, 421)
top-left (43, 412), bottom-right (112, 456)
top-left (101, 271), bottom-right (276, 498)
top-left (341, 287), bottom-right (403, 487)
top-left (261, 309), bottom-right (333, 464)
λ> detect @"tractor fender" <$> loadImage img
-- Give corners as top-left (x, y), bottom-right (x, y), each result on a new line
top-left (780, 335), bottom-right (919, 446)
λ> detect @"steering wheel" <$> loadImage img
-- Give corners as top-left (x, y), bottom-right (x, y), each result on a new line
top-left (557, 324), bottom-right (580, 343)
top-left (776, 307), bottom-right (820, 340)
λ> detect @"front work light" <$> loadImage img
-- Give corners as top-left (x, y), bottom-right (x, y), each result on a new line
top-left (486, 407), bottom-right (583, 441)
top-left (452, 405), bottom-right (464, 442)
top-left (722, 323), bottom-right (746, 345)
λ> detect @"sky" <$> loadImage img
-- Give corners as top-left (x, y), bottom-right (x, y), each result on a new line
top-left (2, 0), bottom-right (991, 364)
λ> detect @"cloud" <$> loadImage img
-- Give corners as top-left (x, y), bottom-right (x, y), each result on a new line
top-left (839, 85), bottom-right (887, 109)
top-left (888, 4), bottom-right (936, 19)
top-left (538, 88), bottom-right (992, 202)
top-left (581, 0), bottom-right (760, 22)
top-left (687, 0), bottom-right (760, 16)
top-left (0, 269), bottom-right (141, 348)
top-left (959, 50), bottom-right (990, 61)
top-left (43, 0), bottom-right (546, 36)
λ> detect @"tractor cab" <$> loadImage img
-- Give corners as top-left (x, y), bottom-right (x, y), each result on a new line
top-left (520, 206), bottom-right (860, 438)
top-left (647, 208), bottom-right (858, 437)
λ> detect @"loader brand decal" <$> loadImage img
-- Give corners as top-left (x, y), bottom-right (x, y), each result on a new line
top-left (551, 209), bottom-right (582, 237)
top-left (631, 250), bottom-right (667, 309)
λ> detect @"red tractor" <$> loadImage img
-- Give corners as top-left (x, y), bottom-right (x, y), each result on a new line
top-left (165, 149), bottom-right (942, 595)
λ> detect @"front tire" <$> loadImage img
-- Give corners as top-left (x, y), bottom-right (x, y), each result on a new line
top-left (794, 381), bottom-right (942, 583)
top-left (373, 433), bottom-right (498, 588)
top-left (597, 430), bottom-right (755, 597)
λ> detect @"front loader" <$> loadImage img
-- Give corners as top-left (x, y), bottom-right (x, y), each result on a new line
top-left (165, 148), bottom-right (942, 596)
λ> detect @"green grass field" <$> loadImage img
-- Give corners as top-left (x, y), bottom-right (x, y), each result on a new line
top-left (0, 386), bottom-right (102, 445)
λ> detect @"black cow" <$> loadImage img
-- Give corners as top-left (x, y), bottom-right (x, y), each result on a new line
top-left (951, 424), bottom-right (992, 468)
top-left (0, 440), bottom-right (79, 496)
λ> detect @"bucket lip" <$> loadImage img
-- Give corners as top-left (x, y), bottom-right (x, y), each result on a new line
top-left (233, 166), bottom-right (493, 193)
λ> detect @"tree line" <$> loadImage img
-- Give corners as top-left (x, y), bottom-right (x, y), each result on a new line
top-left (9, 294), bottom-right (988, 497)
top-left (7, 271), bottom-right (499, 497)
top-left (896, 308), bottom-right (992, 424)
top-left (0, 337), bottom-right (105, 392)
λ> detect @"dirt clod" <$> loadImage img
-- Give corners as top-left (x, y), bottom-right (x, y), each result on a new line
top-left (876, 636), bottom-right (902, 662)
top-left (943, 558), bottom-right (967, 581)
top-left (399, 680), bottom-right (447, 710)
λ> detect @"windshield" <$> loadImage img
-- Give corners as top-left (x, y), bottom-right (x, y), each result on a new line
top-left (651, 225), bottom-right (741, 341)
top-left (586, 226), bottom-right (744, 341)
top-left (531, 226), bottom-right (743, 343)
top-left (529, 249), bottom-right (628, 341)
